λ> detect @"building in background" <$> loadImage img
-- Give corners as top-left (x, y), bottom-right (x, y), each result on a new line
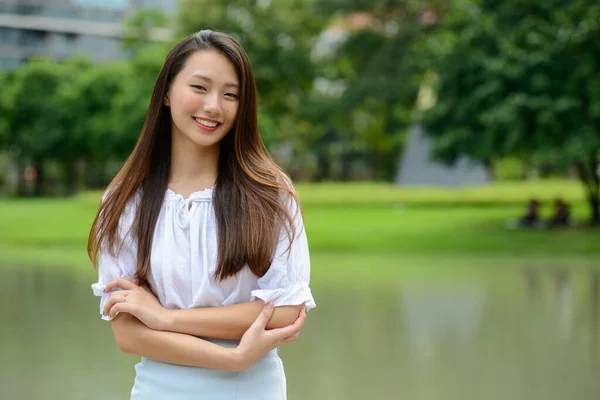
top-left (395, 124), bottom-right (490, 187)
top-left (0, 0), bottom-right (175, 69)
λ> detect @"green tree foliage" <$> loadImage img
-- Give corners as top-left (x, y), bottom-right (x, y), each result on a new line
top-left (3, 59), bottom-right (70, 196)
top-left (305, 0), bottom-right (447, 180)
top-left (122, 9), bottom-right (171, 52)
top-left (421, 0), bottom-right (600, 223)
top-left (109, 44), bottom-right (168, 158)
top-left (1, 58), bottom-right (144, 196)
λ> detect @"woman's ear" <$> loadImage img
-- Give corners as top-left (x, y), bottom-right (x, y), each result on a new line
top-left (163, 92), bottom-right (170, 107)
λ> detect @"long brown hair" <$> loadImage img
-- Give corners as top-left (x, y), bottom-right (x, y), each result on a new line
top-left (88, 30), bottom-right (298, 285)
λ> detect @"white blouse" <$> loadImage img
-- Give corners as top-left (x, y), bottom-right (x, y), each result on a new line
top-left (91, 186), bottom-right (316, 321)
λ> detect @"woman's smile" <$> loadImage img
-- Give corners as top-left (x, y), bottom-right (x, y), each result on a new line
top-left (193, 117), bottom-right (221, 132)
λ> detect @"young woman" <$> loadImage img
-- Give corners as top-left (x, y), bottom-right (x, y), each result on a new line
top-left (88, 30), bottom-right (316, 399)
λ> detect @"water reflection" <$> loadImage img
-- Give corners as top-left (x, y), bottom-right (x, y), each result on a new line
top-left (400, 282), bottom-right (486, 374)
top-left (2, 259), bottom-right (600, 400)
top-left (523, 266), bottom-right (600, 348)
top-left (552, 268), bottom-right (573, 341)
top-left (590, 270), bottom-right (599, 358)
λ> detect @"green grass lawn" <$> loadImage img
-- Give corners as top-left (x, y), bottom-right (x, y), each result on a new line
top-left (0, 180), bottom-right (597, 270)
top-left (294, 179), bottom-right (585, 206)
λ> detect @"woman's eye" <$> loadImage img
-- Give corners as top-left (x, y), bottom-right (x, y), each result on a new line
top-left (225, 93), bottom-right (239, 99)
top-left (191, 85), bottom-right (206, 91)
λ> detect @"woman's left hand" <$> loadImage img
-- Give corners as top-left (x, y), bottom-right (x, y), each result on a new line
top-left (103, 278), bottom-right (170, 331)
top-left (233, 302), bottom-right (307, 371)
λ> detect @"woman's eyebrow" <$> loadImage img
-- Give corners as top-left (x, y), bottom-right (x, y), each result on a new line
top-left (191, 74), bottom-right (239, 89)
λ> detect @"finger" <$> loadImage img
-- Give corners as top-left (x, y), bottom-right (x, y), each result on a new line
top-left (105, 277), bottom-right (138, 292)
top-left (103, 290), bottom-right (131, 316)
top-left (103, 294), bottom-right (119, 316)
top-left (251, 302), bottom-right (275, 329)
top-left (103, 298), bottom-right (115, 316)
top-left (104, 277), bottom-right (138, 293)
top-left (109, 303), bottom-right (134, 319)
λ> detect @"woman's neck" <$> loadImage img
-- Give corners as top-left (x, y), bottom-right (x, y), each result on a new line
top-left (169, 136), bottom-right (219, 193)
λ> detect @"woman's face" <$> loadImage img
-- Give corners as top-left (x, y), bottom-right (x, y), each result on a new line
top-left (165, 50), bottom-right (240, 151)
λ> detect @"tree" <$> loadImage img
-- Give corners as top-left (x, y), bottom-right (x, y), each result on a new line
top-left (56, 60), bottom-right (134, 192)
top-left (421, 0), bottom-right (600, 223)
top-left (3, 59), bottom-right (69, 196)
top-left (1, 57), bottom-right (142, 196)
top-left (309, 0), bottom-right (449, 180)
top-left (122, 8), bottom-right (172, 52)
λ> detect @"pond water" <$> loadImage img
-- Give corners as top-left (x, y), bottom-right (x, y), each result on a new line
top-left (2, 255), bottom-right (599, 400)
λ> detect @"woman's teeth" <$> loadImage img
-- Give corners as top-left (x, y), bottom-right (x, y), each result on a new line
top-left (194, 118), bottom-right (218, 128)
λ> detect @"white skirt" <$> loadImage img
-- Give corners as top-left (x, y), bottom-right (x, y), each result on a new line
top-left (130, 339), bottom-right (286, 400)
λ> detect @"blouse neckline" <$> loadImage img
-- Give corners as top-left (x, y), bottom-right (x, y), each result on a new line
top-left (165, 185), bottom-right (215, 203)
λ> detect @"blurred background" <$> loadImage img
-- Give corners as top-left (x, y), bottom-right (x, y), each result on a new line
top-left (1, 0), bottom-right (599, 399)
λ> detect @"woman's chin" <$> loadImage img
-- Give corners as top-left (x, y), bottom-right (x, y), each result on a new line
top-left (176, 131), bottom-right (223, 151)
top-left (191, 135), bottom-right (221, 149)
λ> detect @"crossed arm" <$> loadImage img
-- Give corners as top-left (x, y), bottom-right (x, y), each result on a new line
top-left (110, 313), bottom-right (240, 370)
top-left (164, 300), bottom-right (303, 339)
top-left (103, 278), bottom-right (305, 371)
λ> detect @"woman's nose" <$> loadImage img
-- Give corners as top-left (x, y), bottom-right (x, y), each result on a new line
top-left (202, 93), bottom-right (221, 114)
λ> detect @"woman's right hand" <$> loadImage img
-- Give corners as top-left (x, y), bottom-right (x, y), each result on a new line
top-left (233, 302), bottom-right (307, 371)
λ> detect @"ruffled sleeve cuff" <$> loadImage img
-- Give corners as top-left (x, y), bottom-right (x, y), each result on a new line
top-left (91, 282), bottom-right (115, 321)
top-left (251, 282), bottom-right (316, 311)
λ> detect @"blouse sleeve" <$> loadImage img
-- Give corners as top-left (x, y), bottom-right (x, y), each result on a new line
top-left (90, 194), bottom-right (138, 321)
top-left (250, 193), bottom-right (316, 312)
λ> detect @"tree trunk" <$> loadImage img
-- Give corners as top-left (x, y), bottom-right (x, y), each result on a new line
top-left (64, 159), bottom-right (77, 196)
top-left (16, 154), bottom-right (27, 197)
top-left (33, 156), bottom-right (44, 197)
top-left (314, 130), bottom-right (339, 182)
top-left (370, 149), bottom-right (380, 181)
top-left (590, 151), bottom-right (600, 225)
top-left (576, 151), bottom-right (600, 225)
top-left (590, 195), bottom-right (600, 225)
top-left (340, 151), bottom-right (352, 181)
top-left (101, 162), bottom-right (109, 187)
top-left (314, 150), bottom-right (330, 182)
top-left (84, 161), bottom-right (108, 189)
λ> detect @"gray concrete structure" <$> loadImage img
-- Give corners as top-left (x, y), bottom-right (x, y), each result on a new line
top-left (396, 124), bottom-right (490, 187)
top-left (0, 0), bottom-right (175, 69)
